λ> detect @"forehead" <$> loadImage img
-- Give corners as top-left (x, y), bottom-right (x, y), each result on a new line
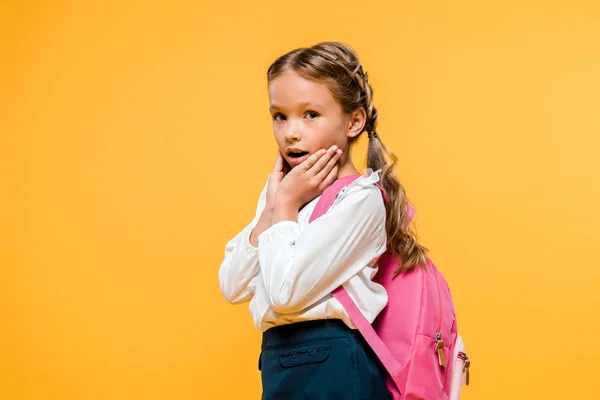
top-left (268, 71), bottom-right (338, 109)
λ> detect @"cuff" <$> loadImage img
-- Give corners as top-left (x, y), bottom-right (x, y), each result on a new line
top-left (257, 221), bottom-right (301, 246)
top-left (243, 225), bottom-right (259, 255)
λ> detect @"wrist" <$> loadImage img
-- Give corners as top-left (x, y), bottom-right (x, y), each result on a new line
top-left (263, 203), bottom-right (275, 214)
top-left (272, 195), bottom-right (299, 224)
top-left (274, 193), bottom-right (300, 210)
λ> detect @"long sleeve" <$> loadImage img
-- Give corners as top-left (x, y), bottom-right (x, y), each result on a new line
top-left (257, 178), bottom-right (387, 314)
top-left (218, 179), bottom-right (268, 304)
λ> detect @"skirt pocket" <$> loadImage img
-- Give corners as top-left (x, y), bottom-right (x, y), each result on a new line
top-left (279, 343), bottom-right (331, 367)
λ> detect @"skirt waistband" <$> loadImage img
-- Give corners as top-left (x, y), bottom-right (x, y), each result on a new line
top-left (261, 319), bottom-right (357, 351)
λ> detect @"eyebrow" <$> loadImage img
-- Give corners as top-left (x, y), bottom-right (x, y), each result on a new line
top-left (270, 102), bottom-right (325, 111)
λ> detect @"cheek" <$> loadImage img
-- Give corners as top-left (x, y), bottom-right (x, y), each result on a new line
top-left (317, 122), bottom-right (347, 148)
top-left (273, 129), bottom-right (287, 152)
top-left (272, 125), bottom-right (283, 141)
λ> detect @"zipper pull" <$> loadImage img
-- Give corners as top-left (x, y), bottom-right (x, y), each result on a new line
top-left (461, 352), bottom-right (470, 386)
top-left (435, 332), bottom-right (447, 367)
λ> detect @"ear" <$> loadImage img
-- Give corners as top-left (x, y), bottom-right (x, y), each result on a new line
top-left (346, 107), bottom-right (367, 139)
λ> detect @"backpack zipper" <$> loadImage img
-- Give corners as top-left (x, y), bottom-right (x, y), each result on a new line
top-left (435, 332), bottom-right (447, 367)
top-left (458, 351), bottom-right (470, 385)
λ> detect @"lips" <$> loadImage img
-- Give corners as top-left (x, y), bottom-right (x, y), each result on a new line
top-left (286, 149), bottom-right (310, 166)
top-left (287, 152), bottom-right (310, 166)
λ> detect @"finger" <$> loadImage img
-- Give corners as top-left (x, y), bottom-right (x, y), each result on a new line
top-left (273, 151), bottom-right (283, 172)
top-left (304, 145), bottom-right (338, 174)
top-left (282, 157), bottom-right (291, 175)
top-left (299, 149), bottom-right (327, 171)
top-left (308, 145), bottom-right (338, 175)
top-left (315, 149), bottom-right (342, 181)
top-left (320, 165), bottom-right (339, 191)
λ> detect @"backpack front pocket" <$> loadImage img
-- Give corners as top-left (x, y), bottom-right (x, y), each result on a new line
top-left (404, 333), bottom-right (449, 399)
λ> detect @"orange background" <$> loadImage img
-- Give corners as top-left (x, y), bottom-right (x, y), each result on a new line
top-left (3, 0), bottom-right (600, 399)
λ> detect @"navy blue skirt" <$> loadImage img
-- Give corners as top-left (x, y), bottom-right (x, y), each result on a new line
top-left (259, 319), bottom-right (391, 400)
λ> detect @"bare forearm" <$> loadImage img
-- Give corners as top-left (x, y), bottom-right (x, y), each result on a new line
top-left (249, 206), bottom-right (274, 247)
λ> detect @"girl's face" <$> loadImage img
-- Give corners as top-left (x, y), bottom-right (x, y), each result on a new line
top-left (268, 71), bottom-right (361, 168)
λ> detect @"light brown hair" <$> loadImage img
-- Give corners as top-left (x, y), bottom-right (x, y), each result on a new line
top-left (267, 41), bottom-right (427, 273)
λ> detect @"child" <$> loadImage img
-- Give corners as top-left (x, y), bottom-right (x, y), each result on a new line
top-left (218, 41), bottom-right (428, 399)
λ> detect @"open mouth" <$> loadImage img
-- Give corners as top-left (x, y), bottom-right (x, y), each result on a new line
top-left (286, 150), bottom-right (310, 166)
top-left (288, 151), bottom-right (309, 159)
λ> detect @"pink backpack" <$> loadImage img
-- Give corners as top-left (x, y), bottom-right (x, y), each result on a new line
top-left (309, 174), bottom-right (471, 400)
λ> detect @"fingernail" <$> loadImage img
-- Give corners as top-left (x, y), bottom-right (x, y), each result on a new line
top-left (332, 145), bottom-right (338, 151)
top-left (337, 149), bottom-right (342, 155)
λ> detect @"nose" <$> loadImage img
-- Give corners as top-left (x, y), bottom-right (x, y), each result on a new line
top-left (283, 119), bottom-right (302, 143)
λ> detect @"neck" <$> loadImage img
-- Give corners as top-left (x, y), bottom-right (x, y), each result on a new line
top-left (336, 156), bottom-right (360, 179)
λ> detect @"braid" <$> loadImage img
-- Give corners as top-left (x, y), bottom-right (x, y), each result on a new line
top-left (353, 70), bottom-right (378, 135)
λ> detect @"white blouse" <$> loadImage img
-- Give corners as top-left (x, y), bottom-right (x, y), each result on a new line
top-left (218, 169), bottom-right (388, 332)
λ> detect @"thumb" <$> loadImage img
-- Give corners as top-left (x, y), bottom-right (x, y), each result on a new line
top-left (273, 151), bottom-right (284, 172)
top-left (282, 157), bottom-right (291, 176)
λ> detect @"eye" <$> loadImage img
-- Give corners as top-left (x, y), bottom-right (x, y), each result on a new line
top-left (305, 111), bottom-right (319, 120)
top-left (272, 113), bottom-right (286, 121)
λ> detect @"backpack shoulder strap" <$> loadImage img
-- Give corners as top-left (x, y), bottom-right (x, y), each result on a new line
top-left (309, 174), bottom-right (361, 223)
top-left (332, 287), bottom-right (403, 382)
top-left (309, 174), bottom-right (403, 385)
